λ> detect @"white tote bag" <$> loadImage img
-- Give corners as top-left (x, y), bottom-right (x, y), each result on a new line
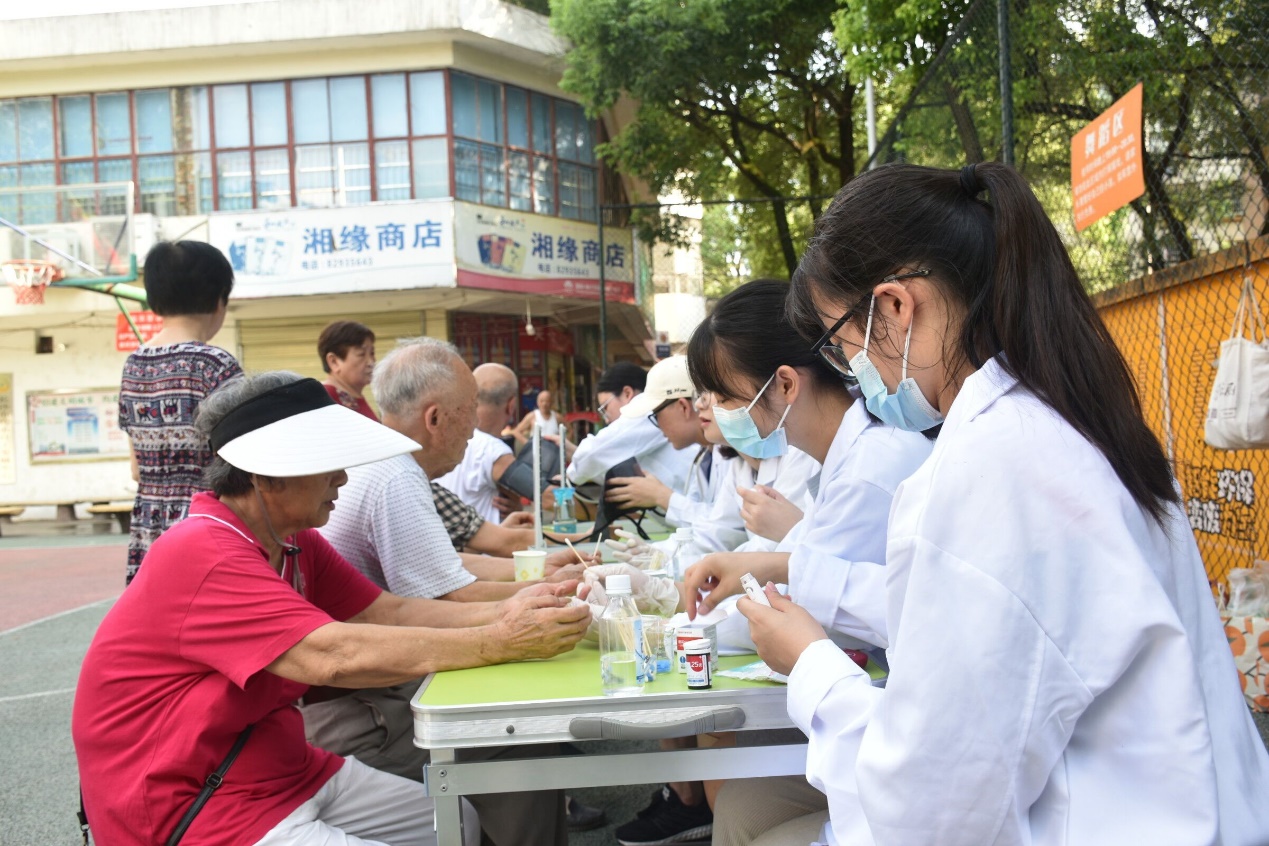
top-left (1205, 277), bottom-right (1269, 449)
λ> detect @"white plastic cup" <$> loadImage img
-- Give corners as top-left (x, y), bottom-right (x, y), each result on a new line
top-left (513, 549), bottom-right (547, 581)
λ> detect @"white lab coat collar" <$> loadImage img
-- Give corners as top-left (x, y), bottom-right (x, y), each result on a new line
top-left (822, 398), bottom-right (872, 471)
top-left (937, 354), bottom-right (1018, 441)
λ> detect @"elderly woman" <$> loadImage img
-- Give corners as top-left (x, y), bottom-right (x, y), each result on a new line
top-left (72, 373), bottom-right (590, 846)
top-left (319, 319), bottom-right (378, 419)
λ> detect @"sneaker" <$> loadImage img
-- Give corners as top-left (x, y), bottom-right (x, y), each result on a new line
top-left (614, 786), bottom-right (713, 845)
top-left (565, 795), bottom-right (607, 832)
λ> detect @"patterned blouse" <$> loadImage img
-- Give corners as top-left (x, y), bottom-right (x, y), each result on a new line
top-left (119, 342), bottom-right (242, 584)
top-left (323, 382), bottom-right (379, 421)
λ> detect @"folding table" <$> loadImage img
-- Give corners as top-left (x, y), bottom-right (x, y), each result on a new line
top-left (412, 642), bottom-right (885, 845)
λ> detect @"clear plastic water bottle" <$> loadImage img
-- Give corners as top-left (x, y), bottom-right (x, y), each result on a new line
top-left (552, 487), bottom-right (577, 533)
top-left (669, 527), bottom-right (700, 581)
top-left (599, 574), bottom-right (646, 696)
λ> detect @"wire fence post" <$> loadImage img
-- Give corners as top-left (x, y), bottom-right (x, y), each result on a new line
top-left (998, 0), bottom-right (1014, 165)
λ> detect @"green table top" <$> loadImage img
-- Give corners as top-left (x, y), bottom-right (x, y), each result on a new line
top-left (417, 642), bottom-right (885, 709)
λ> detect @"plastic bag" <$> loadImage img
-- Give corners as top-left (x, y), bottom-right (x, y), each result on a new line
top-left (1226, 562), bottom-right (1269, 617)
top-left (1205, 277), bottom-right (1269, 449)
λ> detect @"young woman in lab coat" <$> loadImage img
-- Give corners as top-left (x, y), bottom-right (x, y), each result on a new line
top-left (681, 277), bottom-right (933, 846)
top-left (684, 278), bottom-right (932, 648)
top-left (742, 161), bottom-right (1269, 846)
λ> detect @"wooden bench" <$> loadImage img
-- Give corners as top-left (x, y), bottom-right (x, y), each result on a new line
top-left (86, 503), bottom-right (133, 534)
top-left (0, 506), bottom-right (24, 537)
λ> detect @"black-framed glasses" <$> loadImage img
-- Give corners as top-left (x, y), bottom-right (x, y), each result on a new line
top-left (810, 268), bottom-right (931, 377)
top-left (648, 398), bottom-right (679, 428)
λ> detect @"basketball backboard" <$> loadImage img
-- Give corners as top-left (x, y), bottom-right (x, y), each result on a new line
top-left (0, 181), bottom-right (143, 299)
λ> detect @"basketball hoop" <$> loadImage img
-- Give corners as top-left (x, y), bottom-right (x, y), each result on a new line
top-left (2, 259), bottom-right (63, 305)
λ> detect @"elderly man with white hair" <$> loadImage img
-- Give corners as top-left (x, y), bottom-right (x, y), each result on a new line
top-left (306, 338), bottom-right (594, 846)
top-left (435, 362), bottom-right (519, 522)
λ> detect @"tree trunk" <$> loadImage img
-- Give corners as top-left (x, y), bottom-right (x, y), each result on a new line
top-left (771, 198), bottom-right (798, 276)
top-left (944, 81), bottom-right (985, 164)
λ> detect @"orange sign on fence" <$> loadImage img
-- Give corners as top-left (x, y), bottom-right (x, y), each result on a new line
top-left (1071, 83), bottom-right (1145, 231)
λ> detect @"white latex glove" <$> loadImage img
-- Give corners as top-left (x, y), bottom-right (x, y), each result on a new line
top-left (603, 529), bottom-right (668, 570)
top-left (583, 563), bottom-right (681, 620)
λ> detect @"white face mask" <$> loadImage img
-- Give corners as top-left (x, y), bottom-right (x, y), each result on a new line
top-left (848, 296), bottom-right (945, 433)
top-left (712, 372), bottom-right (793, 459)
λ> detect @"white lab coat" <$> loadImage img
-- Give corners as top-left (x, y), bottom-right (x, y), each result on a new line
top-left (667, 446), bottom-right (821, 557)
top-left (566, 413), bottom-right (697, 492)
top-left (786, 357), bottom-right (1269, 846)
top-left (664, 445), bottom-right (733, 530)
top-left (787, 401), bottom-right (933, 647)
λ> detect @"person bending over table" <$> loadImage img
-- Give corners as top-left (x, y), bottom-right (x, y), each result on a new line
top-left (72, 373), bottom-right (589, 846)
top-left (311, 338), bottom-right (603, 844)
top-left (603, 355), bottom-right (732, 531)
top-left (321, 339), bottom-right (590, 603)
top-left (566, 361), bottom-right (697, 492)
top-left (608, 279), bottom-right (933, 846)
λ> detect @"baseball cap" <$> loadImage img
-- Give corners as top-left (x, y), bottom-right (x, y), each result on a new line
top-left (620, 356), bottom-right (694, 419)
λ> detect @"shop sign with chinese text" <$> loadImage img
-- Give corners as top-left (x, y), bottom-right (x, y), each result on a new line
top-left (453, 202), bottom-right (636, 302)
top-left (208, 201), bottom-right (455, 298)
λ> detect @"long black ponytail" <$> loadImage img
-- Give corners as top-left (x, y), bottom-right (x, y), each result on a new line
top-left (789, 162), bottom-right (1178, 523)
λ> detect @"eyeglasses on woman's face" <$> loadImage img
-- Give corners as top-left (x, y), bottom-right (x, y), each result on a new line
top-left (810, 268), bottom-right (931, 377)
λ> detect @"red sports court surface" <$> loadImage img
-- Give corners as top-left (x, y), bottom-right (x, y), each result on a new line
top-left (0, 542), bottom-right (124, 632)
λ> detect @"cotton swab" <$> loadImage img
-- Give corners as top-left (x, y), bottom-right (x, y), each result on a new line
top-left (564, 537), bottom-right (589, 567)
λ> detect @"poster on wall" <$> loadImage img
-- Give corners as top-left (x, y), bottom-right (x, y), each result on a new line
top-left (116, 311), bottom-right (164, 352)
top-left (208, 201), bottom-right (457, 298)
top-left (0, 374), bottom-right (15, 484)
top-left (27, 388), bottom-right (129, 463)
top-left (454, 202), bottom-right (636, 302)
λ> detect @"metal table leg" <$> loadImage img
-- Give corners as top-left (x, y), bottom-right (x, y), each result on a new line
top-left (426, 747), bottom-right (466, 846)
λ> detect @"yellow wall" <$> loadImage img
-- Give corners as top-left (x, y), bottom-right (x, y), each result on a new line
top-left (1098, 241), bottom-right (1269, 589)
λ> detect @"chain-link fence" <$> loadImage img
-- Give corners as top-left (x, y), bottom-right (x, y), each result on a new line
top-left (869, 0), bottom-right (1269, 585)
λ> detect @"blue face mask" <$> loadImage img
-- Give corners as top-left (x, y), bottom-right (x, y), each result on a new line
top-left (848, 297), bottom-right (945, 433)
top-left (712, 372), bottom-right (793, 459)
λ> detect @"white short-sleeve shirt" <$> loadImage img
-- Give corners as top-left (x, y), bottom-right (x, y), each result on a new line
top-left (319, 454), bottom-right (477, 599)
top-left (435, 430), bottom-right (513, 523)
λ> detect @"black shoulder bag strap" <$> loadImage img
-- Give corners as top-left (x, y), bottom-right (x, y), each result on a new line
top-left (163, 724), bottom-right (256, 846)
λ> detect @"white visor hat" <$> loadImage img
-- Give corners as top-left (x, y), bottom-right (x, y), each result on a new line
top-left (210, 378), bottom-right (420, 477)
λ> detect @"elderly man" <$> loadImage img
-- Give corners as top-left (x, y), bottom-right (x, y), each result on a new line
top-left (320, 341), bottom-right (582, 603)
top-left (435, 363), bottom-right (518, 522)
top-left (305, 340), bottom-right (595, 845)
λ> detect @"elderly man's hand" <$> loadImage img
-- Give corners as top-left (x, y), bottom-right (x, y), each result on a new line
top-left (546, 548), bottom-right (598, 574)
top-left (546, 562), bottom-right (587, 584)
top-left (493, 589), bottom-right (591, 661)
top-left (501, 511), bottom-right (535, 529)
top-left (605, 475), bottom-right (672, 511)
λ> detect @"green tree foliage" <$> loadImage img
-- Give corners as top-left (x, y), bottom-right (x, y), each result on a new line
top-left (551, 0), bottom-right (859, 277)
top-left (854, 0), bottom-right (1268, 288)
